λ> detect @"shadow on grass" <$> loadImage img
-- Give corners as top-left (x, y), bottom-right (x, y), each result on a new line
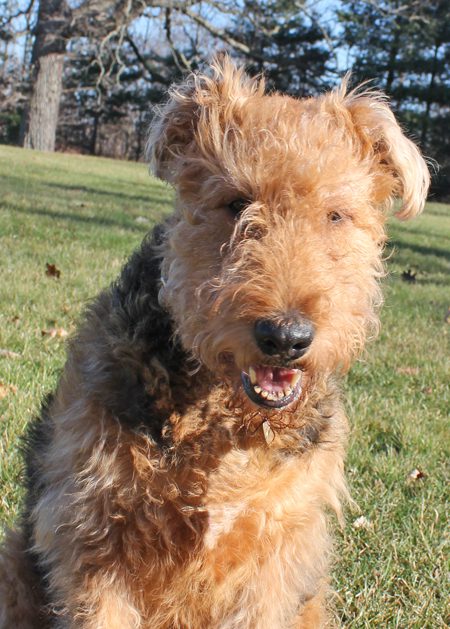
top-left (45, 182), bottom-right (171, 206)
top-left (1, 173), bottom-right (172, 207)
top-left (390, 240), bottom-right (450, 261)
top-left (423, 205), bottom-right (450, 218)
top-left (411, 277), bottom-right (450, 287)
top-left (393, 225), bottom-right (450, 244)
top-left (5, 203), bottom-right (161, 233)
top-left (387, 242), bottom-right (450, 276)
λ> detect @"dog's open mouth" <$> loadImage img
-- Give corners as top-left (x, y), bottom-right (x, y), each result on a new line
top-left (241, 365), bottom-right (302, 409)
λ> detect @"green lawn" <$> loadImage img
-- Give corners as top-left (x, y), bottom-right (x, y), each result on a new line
top-left (0, 145), bottom-right (449, 627)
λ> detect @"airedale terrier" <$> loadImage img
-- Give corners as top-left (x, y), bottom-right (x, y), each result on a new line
top-left (0, 58), bottom-right (429, 628)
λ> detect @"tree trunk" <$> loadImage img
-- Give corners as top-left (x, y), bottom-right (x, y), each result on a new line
top-left (90, 109), bottom-right (100, 155)
top-left (420, 40), bottom-right (441, 147)
top-left (385, 28), bottom-right (400, 95)
top-left (22, 53), bottom-right (65, 151)
top-left (21, 0), bottom-right (71, 151)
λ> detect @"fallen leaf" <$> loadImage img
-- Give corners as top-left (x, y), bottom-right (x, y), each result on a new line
top-left (407, 468), bottom-right (426, 482)
top-left (0, 383), bottom-right (18, 400)
top-left (45, 262), bottom-right (61, 279)
top-left (262, 421), bottom-right (275, 445)
top-left (41, 327), bottom-right (69, 339)
top-left (396, 366), bottom-right (419, 376)
top-left (0, 349), bottom-right (21, 358)
top-left (401, 269), bottom-right (417, 283)
top-left (353, 516), bottom-right (371, 530)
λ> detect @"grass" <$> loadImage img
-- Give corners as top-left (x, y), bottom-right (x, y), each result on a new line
top-left (0, 144), bottom-right (448, 627)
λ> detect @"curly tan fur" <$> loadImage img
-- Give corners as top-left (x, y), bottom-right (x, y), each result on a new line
top-left (0, 58), bottom-right (429, 628)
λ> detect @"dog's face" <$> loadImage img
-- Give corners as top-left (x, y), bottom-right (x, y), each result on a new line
top-left (148, 59), bottom-right (429, 412)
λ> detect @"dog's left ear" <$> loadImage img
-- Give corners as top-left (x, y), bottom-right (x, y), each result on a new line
top-left (345, 92), bottom-right (430, 219)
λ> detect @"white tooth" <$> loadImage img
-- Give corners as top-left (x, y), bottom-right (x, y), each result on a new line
top-left (284, 387), bottom-right (292, 397)
top-left (261, 390), bottom-right (269, 399)
top-left (254, 385), bottom-right (262, 394)
top-left (277, 391), bottom-right (285, 399)
top-left (267, 393), bottom-right (276, 401)
top-left (291, 371), bottom-right (302, 388)
top-left (249, 366), bottom-right (257, 384)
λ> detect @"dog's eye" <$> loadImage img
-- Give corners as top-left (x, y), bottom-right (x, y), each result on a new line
top-left (228, 198), bottom-right (250, 218)
top-left (328, 211), bottom-right (344, 224)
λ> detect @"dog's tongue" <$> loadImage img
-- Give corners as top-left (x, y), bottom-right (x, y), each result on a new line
top-left (250, 366), bottom-right (299, 394)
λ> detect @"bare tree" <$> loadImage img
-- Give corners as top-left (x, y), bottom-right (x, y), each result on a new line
top-left (21, 0), bottom-right (70, 150)
top-left (19, 0), bottom-right (202, 152)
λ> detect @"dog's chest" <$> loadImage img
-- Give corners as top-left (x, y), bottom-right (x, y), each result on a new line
top-left (204, 501), bottom-right (248, 550)
top-left (201, 448), bottom-right (303, 553)
top-left (193, 445), bottom-right (327, 626)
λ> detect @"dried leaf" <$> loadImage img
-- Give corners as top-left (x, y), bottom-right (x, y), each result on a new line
top-left (0, 383), bottom-right (18, 400)
top-left (45, 263), bottom-right (61, 279)
top-left (396, 366), bottom-right (419, 376)
top-left (401, 268), bottom-right (417, 283)
top-left (0, 349), bottom-right (21, 359)
top-left (262, 421), bottom-right (275, 445)
top-left (41, 327), bottom-right (69, 339)
top-left (407, 468), bottom-right (426, 482)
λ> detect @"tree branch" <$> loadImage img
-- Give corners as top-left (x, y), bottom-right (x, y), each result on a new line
top-left (180, 5), bottom-right (254, 57)
top-left (0, 0), bottom-right (35, 29)
top-left (164, 7), bottom-right (191, 72)
top-left (126, 33), bottom-right (171, 84)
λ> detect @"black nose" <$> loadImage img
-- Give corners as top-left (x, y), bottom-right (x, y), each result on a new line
top-left (254, 315), bottom-right (314, 360)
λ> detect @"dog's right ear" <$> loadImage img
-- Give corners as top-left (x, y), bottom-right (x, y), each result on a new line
top-left (147, 56), bottom-right (263, 184)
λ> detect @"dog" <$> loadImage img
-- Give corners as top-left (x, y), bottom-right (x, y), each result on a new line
top-left (0, 58), bottom-right (429, 628)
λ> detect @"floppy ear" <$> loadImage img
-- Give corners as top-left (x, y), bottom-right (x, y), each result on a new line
top-left (345, 91), bottom-right (430, 219)
top-left (147, 56), bottom-right (263, 184)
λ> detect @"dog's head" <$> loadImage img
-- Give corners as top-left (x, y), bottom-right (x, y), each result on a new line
top-left (147, 57), bottom-right (429, 413)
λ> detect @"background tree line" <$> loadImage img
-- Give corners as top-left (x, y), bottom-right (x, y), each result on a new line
top-left (1, 0), bottom-right (448, 197)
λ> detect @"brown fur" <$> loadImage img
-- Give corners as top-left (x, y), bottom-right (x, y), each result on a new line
top-left (0, 58), bottom-right (429, 628)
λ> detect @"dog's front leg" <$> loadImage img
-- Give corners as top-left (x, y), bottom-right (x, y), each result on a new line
top-left (29, 501), bottom-right (143, 627)
top-left (293, 589), bottom-right (328, 629)
top-left (53, 578), bottom-right (142, 629)
top-left (0, 529), bottom-right (43, 629)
